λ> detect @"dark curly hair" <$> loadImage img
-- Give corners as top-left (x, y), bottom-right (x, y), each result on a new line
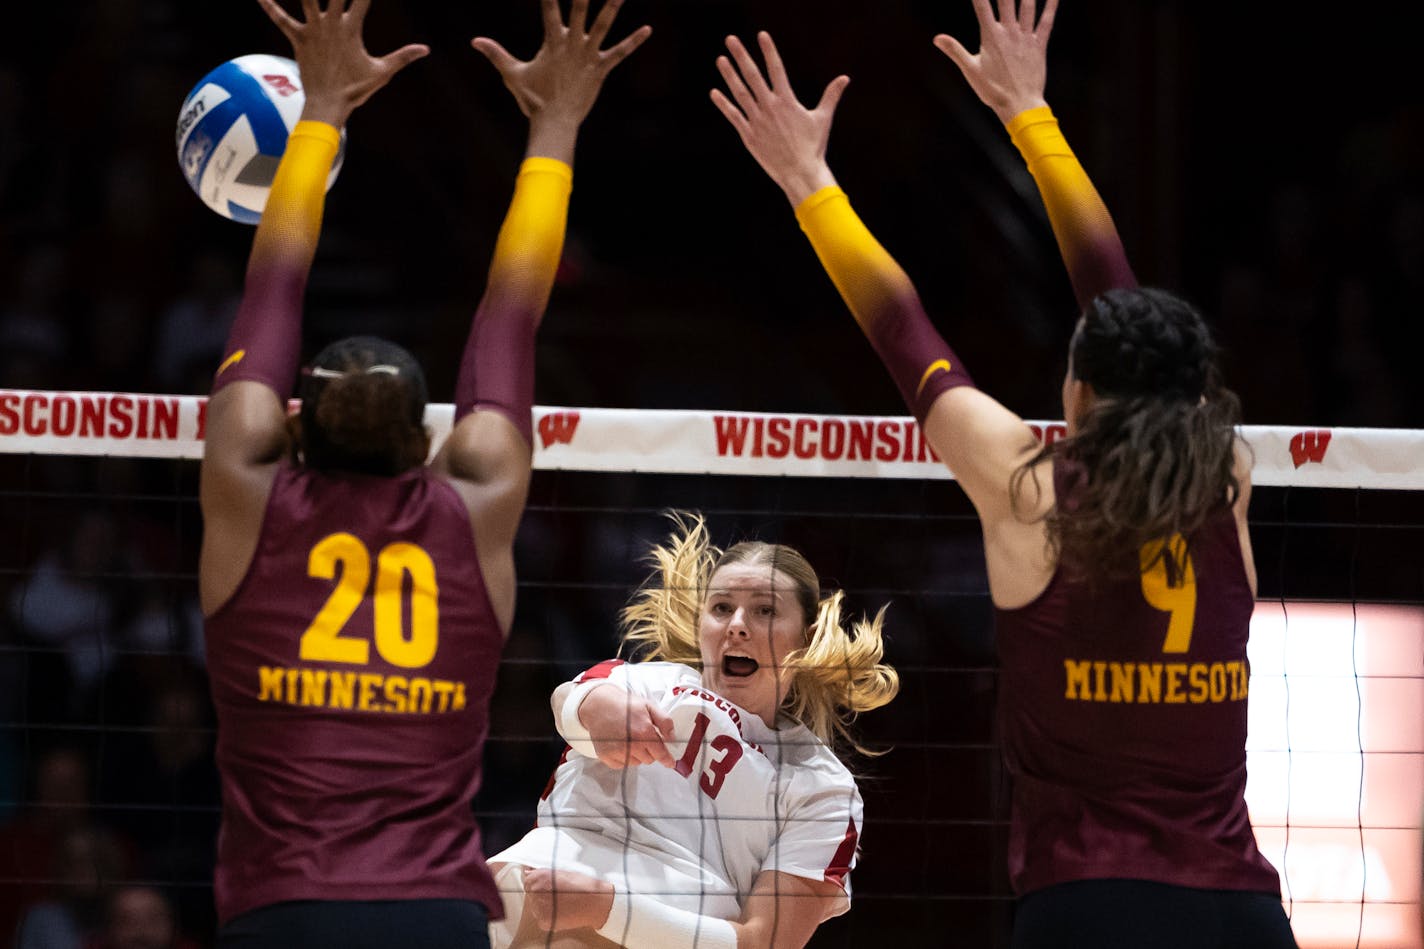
top-left (288, 336), bottom-right (431, 476)
top-left (1011, 287), bottom-right (1244, 576)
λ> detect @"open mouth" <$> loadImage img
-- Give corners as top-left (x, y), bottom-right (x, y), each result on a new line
top-left (722, 655), bottom-right (760, 678)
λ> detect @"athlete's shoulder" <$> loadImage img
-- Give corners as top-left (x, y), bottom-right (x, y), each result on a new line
top-left (630, 660), bottom-right (702, 682)
top-left (774, 724), bottom-right (857, 790)
top-left (597, 660), bottom-right (701, 694)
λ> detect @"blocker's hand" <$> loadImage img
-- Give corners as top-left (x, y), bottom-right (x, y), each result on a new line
top-left (472, 0), bottom-right (651, 126)
top-left (256, 0), bottom-right (429, 127)
top-left (933, 0), bottom-right (1058, 125)
top-left (710, 31), bottom-right (846, 207)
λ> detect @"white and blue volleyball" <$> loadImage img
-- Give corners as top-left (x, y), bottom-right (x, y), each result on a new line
top-left (176, 54), bottom-right (345, 224)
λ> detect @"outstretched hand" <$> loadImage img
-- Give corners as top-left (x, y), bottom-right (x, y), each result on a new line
top-left (710, 32), bottom-right (847, 207)
top-left (472, 0), bottom-right (651, 161)
top-left (934, 0), bottom-right (1058, 125)
top-left (256, 0), bottom-right (429, 128)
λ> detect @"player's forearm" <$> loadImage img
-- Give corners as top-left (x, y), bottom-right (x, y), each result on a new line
top-left (525, 113), bottom-right (580, 166)
top-left (595, 888), bottom-right (738, 949)
top-left (453, 157), bottom-right (573, 440)
top-left (212, 121), bottom-right (340, 396)
top-left (795, 186), bottom-right (973, 423)
top-left (772, 158), bottom-right (839, 210)
top-left (1006, 106), bottom-right (1137, 310)
top-left (555, 679), bottom-right (620, 754)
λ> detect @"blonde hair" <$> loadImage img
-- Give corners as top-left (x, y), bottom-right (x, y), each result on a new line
top-left (620, 512), bottom-right (899, 756)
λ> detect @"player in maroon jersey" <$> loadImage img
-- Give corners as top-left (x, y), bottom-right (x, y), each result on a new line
top-left (711, 1), bottom-right (1297, 946)
top-left (197, 1), bottom-right (648, 946)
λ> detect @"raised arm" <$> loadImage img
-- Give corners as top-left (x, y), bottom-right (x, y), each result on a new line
top-left (430, 0), bottom-right (649, 633)
top-left (550, 662), bottom-right (675, 769)
top-left (199, 0), bottom-right (427, 614)
top-left (710, 32), bottom-right (1036, 522)
top-left (935, 0), bottom-right (1135, 308)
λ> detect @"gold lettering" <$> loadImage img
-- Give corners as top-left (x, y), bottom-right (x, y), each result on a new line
top-left (1188, 664), bottom-right (1209, 703)
top-left (410, 678), bottom-right (433, 713)
top-left (1209, 664), bottom-right (1228, 702)
top-left (1138, 663), bottom-right (1163, 703)
top-left (1108, 663), bottom-right (1135, 703)
top-left (385, 676), bottom-right (408, 713)
top-left (1092, 662), bottom-right (1108, 702)
top-left (1165, 663), bottom-right (1188, 703)
top-left (300, 669), bottom-right (329, 706)
top-left (251, 667), bottom-right (471, 714)
top-left (1064, 660), bottom-right (1092, 700)
top-left (1229, 661), bottom-right (1244, 701)
top-left (258, 666), bottom-right (285, 701)
top-left (358, 674), bottom-right (381, 711)
top-left (329, 672), bottom-right (357, 709)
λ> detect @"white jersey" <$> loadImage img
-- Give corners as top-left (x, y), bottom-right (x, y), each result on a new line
top-left (489, 660), bottom-right (862, 921)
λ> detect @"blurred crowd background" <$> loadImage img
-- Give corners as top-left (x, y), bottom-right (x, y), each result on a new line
top-left (0, 0), bottom-right (1420, 946)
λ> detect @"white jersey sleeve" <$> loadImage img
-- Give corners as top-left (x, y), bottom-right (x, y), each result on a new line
top-left (555, 660), bottom-right (689, 758)
top-left (761, 748), bottom-right (864, 917)
top-left (507, 660), bottom-right (864, 923)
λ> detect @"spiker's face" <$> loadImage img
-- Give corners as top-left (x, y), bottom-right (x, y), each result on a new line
top-left (697, 562), bottom-right (809, 727)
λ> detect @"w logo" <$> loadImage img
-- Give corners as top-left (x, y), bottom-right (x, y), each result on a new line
top-left (537, 411), bottom-right (580, 449)
top-left (1289, 430), bottom-right (1332, 468)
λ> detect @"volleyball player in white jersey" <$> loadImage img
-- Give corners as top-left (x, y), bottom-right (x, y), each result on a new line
top-left (489, 514), bottom-right (899, 949)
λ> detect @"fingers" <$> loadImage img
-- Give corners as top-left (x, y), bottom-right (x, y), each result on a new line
top-left (757, 31), bottom-right (791, 93)
top-left (815, 74), bottom-right (849, 118)
top-left (568, 0), bottom-right (590, 36)
top-left (1036, 0), bottom-right (1059, 37)
top-left (716, 53), bottom-right (759, 118)
top-left (382, 43), bottom-right (430, 77)
top-left (724, 34), bottom-right (773, 104)
top-left (650, 709), bottom-right (676, 767)
top-left (256, 0), bottom-right (301, 42)
top-left (540, 0), bottom-right (563, 37)
top-left (636, 743), bottom-right (670, 767)
top-left (708, 88), bottom-right (750, 136)
top-left (933, 33), bottom-right (975, 72)
top-left (346, 0), bottom-right (370, 26)
top-left (300, 0), bottom-right (320, 21)
top-left (585, 0), bottom-right (623, 47)
top-left (652, 707), bottom-right (675, 740)
top-left (470, 37), bottom-right (519, 76)
top-left (602, 24), bottom-right (652, 70)
top-left (1018, 0), bottom-right (1036, 30)
top-left (969, 0), bottom-right (996, 28)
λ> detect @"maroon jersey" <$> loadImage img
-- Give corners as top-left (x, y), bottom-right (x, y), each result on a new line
top-left (205, 461), bottom-right (504, 925)
top-left (994, 459), bottom-right (1281, 897)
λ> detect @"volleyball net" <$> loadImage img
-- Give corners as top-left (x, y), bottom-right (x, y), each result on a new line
top-left (0, 389), bottom-right (1419, 948)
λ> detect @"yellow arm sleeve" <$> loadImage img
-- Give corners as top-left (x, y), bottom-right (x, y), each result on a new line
top-left (1007, 106), bottom-right (1137, 309)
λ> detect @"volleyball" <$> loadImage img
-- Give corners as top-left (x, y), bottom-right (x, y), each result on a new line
top-left (176, 54), bottom-right (345, 224)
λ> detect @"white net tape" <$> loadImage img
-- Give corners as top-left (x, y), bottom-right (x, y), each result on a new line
top-left (1, 389), bottom-right (1420, 489)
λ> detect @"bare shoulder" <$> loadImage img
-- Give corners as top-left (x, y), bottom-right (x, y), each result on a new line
top-left (199, 383), bottom-right (287, 614)
top-left (1231, 435), bottom-right (1254, 513)
top-left (921, 386), bottom-right (1044, 524)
